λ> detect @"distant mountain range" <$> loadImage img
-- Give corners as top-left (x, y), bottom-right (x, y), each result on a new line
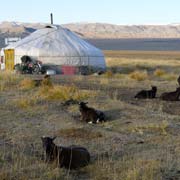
top-left (1, 21), bottom-right (180, 47)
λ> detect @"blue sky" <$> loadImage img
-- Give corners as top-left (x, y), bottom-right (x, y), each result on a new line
top-left (0, 0), bottom-right (180, 25)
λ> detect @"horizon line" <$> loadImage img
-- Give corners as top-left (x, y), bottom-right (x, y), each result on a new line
top-left (0, 20), bottom-right (180, 26)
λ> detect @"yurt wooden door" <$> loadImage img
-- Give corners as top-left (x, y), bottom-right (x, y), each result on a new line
top-left (4, 49), bottom-right (15, 70)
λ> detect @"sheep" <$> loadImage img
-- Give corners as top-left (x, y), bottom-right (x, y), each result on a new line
top-left (78, 102), bottom-right (106, 124)
top-left (160, 87), bottom-right (180, 101)
top-left (41, 136), bottom-right (90, 169)
top-left (134, 86), bottom-right (157, 99)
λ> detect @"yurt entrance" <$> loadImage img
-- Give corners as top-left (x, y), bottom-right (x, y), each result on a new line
top-left (4, 49), bottom-right (15, 70)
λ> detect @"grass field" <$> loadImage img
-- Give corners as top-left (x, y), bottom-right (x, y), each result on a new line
top-left (0, 51), bottom-right (180, 180)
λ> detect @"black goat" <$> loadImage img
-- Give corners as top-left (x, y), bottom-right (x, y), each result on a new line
top-left (79, 102), bottom-right (106, 124)
top-left (160, 87), bottom-right (180, 101)
top-left (134, 86), bottom-right (157, 99)
top-left (177, 76), bottom-right (180, 86)
top-left (41, 136), bottom-right (90, 169)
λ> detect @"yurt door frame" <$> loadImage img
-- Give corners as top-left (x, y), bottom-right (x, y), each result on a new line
top-left (4, 49), bottom-right (15, 70)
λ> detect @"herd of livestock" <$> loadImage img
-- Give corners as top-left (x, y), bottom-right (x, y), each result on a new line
top-left (39, 75), bottom-right (180, 170)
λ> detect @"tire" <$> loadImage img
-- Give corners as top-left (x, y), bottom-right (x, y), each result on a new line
top-left (32, 64), bottom-right (41, 74)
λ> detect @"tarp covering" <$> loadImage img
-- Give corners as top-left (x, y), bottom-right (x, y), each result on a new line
top-left (4, 26), bottom-right (106, 69)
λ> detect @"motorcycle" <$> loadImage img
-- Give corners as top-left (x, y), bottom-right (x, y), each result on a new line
top-left (14, 56), bottom-right (42, 74)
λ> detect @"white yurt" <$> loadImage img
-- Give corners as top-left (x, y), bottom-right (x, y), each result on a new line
top-left (3, 25), bottom-right (106, 74)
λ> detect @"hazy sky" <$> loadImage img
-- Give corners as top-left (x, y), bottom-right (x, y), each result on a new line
top-left (1, 0), bottom-right (180, 25)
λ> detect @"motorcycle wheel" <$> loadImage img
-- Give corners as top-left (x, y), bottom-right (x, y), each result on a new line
top-left (32, 64), bottom-right (41, 74)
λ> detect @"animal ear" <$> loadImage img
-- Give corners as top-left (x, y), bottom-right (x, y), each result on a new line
top-left (52, 136), bottom-right (57, 141)
top-left (41, 136), bottom-right (45, 141)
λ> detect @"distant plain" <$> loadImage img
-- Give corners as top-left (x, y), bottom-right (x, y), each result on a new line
top-left (88, 38), bottom-right (180, 51)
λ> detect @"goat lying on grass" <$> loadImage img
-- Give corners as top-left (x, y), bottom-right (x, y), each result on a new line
top-left (79, 102), bottom-right (106, 124)
top-left (160, 87), bottom-right (180, 101)
top-left (41, 136), bottom-right (90, 169)
top-left (134, 86), bottom-right (157, 99)
top-left (177, 76), bottom-right (180, 86)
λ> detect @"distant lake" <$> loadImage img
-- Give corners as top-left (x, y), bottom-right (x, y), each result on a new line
top-left (86, 38), bottom-right (180, 51)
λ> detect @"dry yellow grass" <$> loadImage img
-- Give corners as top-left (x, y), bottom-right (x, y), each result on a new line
top-left (154, 69), bottom-right (166, 77)
top-left (0, 71), bottom-right (22, 91)
top-left (0, 51), bottom-right (180, 180)
top-left (19, 78), bottom-right (36, 90)
top-left (37, 84), bottom-right (96, 101)
top-left (55, 127), bottom-right (103, 139)
top-left (106, 57), bottom-right (180, 69)
top-left (129, 70), bottom-right (148, 81)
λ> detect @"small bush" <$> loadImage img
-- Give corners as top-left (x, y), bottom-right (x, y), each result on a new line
top-left (154, 69), bottom-right (166, 77)
top-left (99, 78), bottom-right (109, 85)
top-left (14, 97), bottom-right (38, 109)
top-left (38, 85), bottom-right (95, 101)
top-left (41, 78), bottom-right (53, 87)
top-left (114, 73), bottom-right (126, 79)
top-left (129, 71), bottom-right (148, 81)
top-left (104, 71), bottom-right (113, 78)
top-left (0, 71), bottom-right (21, 91)
top-left (19, 78), bottom-right (35, 90)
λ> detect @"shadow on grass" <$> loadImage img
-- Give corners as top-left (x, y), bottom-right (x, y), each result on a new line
top-left (104, 109), bottom-right (121, 122)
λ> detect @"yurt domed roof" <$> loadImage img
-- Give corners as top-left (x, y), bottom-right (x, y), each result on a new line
top-left (5, 25), bottom-right (106, 69)
top-left (5, 25), bottom-right (103, 57)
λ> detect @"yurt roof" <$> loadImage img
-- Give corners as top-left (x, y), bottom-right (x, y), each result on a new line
top-left (5, 25), bottom-right (104, 58)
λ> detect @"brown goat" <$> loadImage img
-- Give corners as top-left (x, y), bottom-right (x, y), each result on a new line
top-left (160, 87), bottom-right (180, 101)
top-left (79, 102), bottom-right (105, 124)
top-left (41, 137), bottom-right (90, 169)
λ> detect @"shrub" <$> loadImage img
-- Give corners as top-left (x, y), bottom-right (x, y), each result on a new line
top-left (0, 71), bottom-right (21, 91)
top-left (38, 85), bottom-right (95, 101)
top-left (19, 78), bottom-right (35, 90)
top-left (99, 78), bottom-right (109, 85)
top-left (154, 69), bottom-right (166, 77)
top-left (41, 78), bottom-right (53, 87)
top-left (129, 71), bottom-right (148, 81)
top-left (104, 71), bottom-right (113, 78)
top-left (14, 96), bottom-right (38, 109)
